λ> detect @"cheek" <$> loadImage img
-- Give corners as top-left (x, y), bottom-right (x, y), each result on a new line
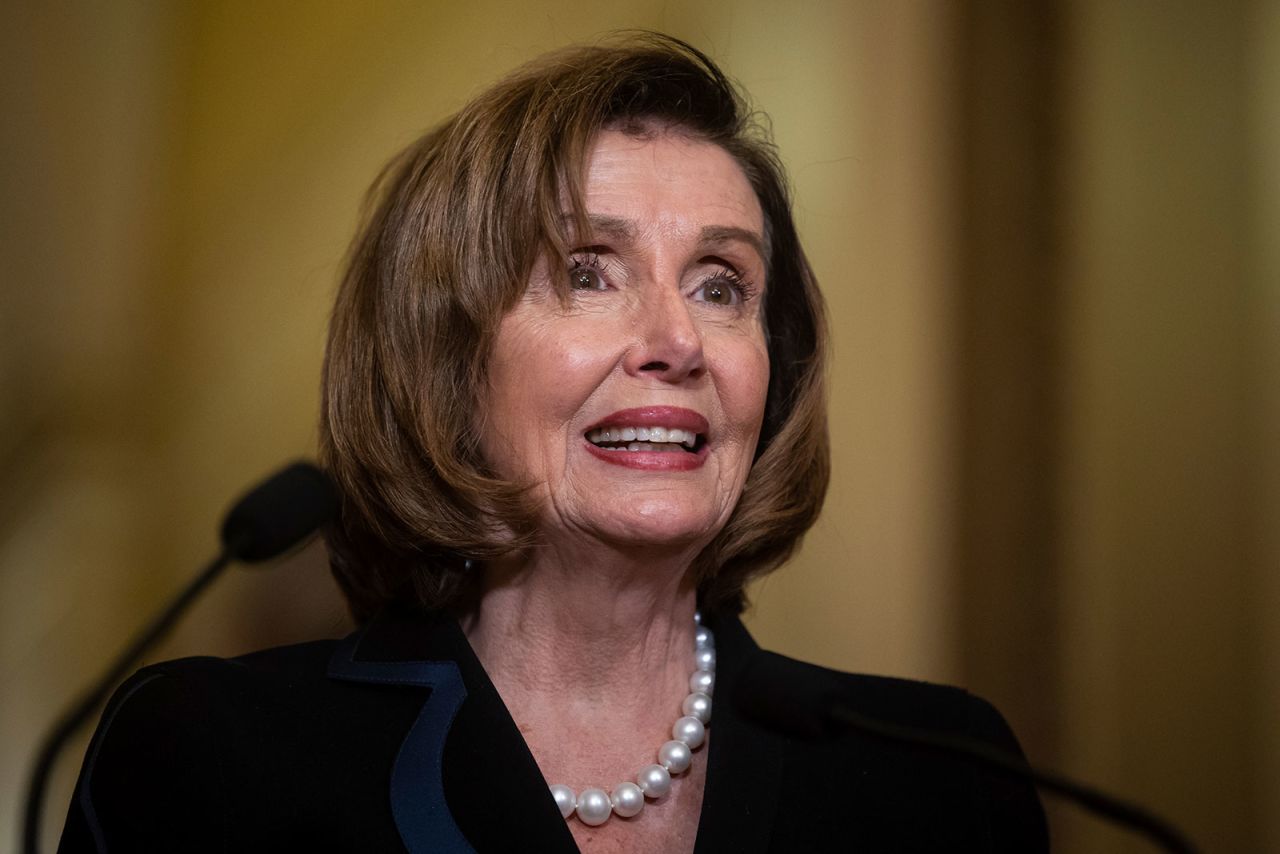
top-left (483, 315), bottom-right (618, 471)
top-left (720, 336), bottom-right (771, 443)
top-left (482, 320), bottom-right (545, 477)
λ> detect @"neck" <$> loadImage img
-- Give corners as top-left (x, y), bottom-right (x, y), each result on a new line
top-left (461, 539), bottom-right (700, 697)
top-left (458, 539), bottom-right (703, 790)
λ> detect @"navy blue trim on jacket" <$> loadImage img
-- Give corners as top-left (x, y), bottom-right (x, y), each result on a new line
top-left (327, 627), bottom-right (471, 853)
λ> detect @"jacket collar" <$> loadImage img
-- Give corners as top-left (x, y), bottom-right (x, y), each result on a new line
top-left (328, 605), bottom-right (784, 854)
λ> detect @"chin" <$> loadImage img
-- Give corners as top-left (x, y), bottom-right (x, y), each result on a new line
top-left (588, 497), bottom-right (728, 552)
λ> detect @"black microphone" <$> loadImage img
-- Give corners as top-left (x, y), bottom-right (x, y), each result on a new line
top-left (736, 651), bottom-right (1199, 854)
top-left (22, 461), bottom-right (338, 854)
top-left (220, 461), bottom-right (340, 562)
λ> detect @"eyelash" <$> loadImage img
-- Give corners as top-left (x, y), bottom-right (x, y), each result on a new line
top-left (567, 253), bottom-right (609, 288)
top-left (566, 253), bottom-right (757, 305)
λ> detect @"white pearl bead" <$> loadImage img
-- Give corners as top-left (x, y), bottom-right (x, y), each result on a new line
top-left (658, 739), bottom-right (693, 774)
top-left (576, 787), bottom-right (612, 826)
top-left (682, 691), bottom-right (712, 724)
top-left (672, 715), bottom-right (706, 749)
top-left (637, 764), bottom-right (672, 799)
top-left (694, 625), bottom-right (714, 649)
top-left (694, 647), bottom-right (716, 672)
top-left (550, 784), bottom-right (576, 818)
top-left (610, 781), bottom-right (645, 818)
top-left (689, 669), bottom-right (715, 696)
top-left (694, 609), bottom-right (702, 624)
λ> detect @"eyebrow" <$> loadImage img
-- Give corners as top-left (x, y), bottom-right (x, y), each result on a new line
top-left (567, 214), bottom-right (768, 262)
top-left (575, 214), bottom-right (635, 243)
top-left (698, 225), bottom-right (767, 262)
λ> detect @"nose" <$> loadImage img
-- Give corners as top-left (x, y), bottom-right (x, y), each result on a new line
top-left (623, 286), bottom-right (706, 383)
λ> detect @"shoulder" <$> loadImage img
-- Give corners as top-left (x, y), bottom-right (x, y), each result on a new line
top-left (90, 638), bottom-right (345, 743)
top-left (82, 636), bottom-right (340, 707)
top-left (92, 636), bottom-right (342, 733)
top-left (753, 650), bottom-right (1022, 745)
top-left (735, 651), bottom-right (1049, 852)
top-left (59, 640), bottom-right (347, 852)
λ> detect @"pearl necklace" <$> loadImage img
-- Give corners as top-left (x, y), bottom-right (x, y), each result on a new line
top-left (548, 612), bottom-right (715, 826)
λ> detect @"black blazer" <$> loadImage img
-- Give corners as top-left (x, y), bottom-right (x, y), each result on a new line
top-left (60, 606), bottom-right (1048, 852)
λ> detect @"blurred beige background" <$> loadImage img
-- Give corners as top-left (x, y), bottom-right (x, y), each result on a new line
top-left (2, 2), bottom-right (1276, 851)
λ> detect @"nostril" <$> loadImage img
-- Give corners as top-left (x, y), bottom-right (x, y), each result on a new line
top-left (640, 361), bottom-right (670, 372)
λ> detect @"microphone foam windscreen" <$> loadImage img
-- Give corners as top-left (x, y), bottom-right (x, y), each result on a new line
top-left (219, 462), bottom-right (339, 562)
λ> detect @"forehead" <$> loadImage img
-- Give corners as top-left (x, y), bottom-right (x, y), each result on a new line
top-left (580, 129), bottom-right (765, 241)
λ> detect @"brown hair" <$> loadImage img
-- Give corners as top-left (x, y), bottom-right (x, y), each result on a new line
top-left (321, 33), bottom-right (828, 621)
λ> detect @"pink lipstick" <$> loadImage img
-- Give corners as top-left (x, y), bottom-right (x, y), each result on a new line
top-left (583, 407), bottom-right (710, 471)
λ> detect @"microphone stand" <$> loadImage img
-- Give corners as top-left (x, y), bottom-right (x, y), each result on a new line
top-left (737, 650), bottom-right (1200, 854)
top-left (21, 542), bottom-right (244, 854)
top-left (829, 704), bottom-right (1199, 854)
top-left (21, 460), bottom-right (335, 854)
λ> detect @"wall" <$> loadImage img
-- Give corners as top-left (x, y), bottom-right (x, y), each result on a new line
top-left (1056, 2), bottom-right (1266, 850)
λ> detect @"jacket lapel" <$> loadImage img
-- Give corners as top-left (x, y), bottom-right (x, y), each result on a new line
top-left (326, 606), bottom-right (577, 853)
top-left (693, 611), bottom-right (785, 854)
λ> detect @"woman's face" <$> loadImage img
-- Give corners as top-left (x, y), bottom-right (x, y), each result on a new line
top-left (482, 127), bottom-right (770, 552)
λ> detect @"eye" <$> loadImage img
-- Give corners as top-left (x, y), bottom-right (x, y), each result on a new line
top-left (568, 254), bottom-right (608, 290)
top-left (697, 281), bottom-right (736, 305)
top-left (693, 267), bottom-right (754, 306)
top-left (569, 267), bottom-right (606, 290)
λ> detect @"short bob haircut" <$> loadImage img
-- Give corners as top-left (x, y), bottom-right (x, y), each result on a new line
top-left (321, 33), bottom-right (828, 622)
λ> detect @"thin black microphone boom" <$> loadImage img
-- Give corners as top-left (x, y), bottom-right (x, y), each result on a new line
top-left (21, 461), bottom-right (338, 854)
top-left (736, 651), bottom-right (1199, 854)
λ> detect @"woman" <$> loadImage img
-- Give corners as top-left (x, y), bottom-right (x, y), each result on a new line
top-left (61, 35), bottom-right (1047, 852)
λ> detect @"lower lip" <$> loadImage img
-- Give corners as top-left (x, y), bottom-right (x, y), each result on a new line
top-left (584, 440), bottom-right (708, 471)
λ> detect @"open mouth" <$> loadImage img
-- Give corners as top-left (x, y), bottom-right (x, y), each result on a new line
top-left (585, 426), bottom-right (706, 454)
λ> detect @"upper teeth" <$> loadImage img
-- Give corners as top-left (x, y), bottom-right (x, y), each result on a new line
top-left (587, 426), bottom-right (698, 447)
